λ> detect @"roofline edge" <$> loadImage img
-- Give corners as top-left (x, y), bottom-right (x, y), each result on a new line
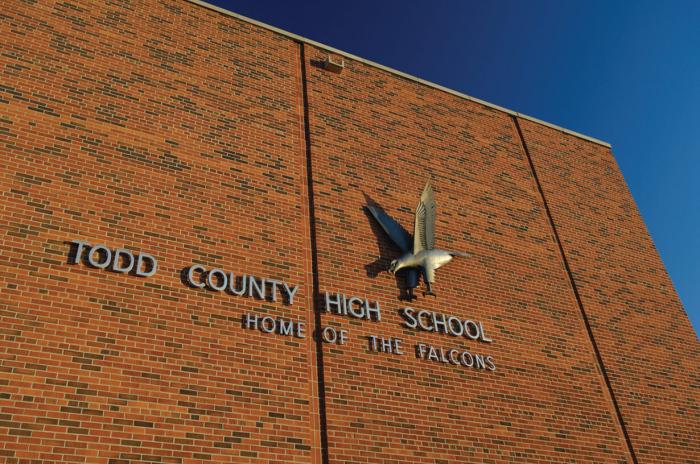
top-left (184, 0), bottom-right (612, 149)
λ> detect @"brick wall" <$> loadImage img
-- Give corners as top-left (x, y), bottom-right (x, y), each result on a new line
top-left (0, 1), bottom-right (696, 463)
top-left (1, 1), bottom-right (315, 462)
top-left (519, 119), bottom-right (700, 462)
top-left (303, 44), bottom-right (633, 463)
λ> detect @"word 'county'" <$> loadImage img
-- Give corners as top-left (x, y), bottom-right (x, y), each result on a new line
top-left (185, 264), bottom-right (300, 305)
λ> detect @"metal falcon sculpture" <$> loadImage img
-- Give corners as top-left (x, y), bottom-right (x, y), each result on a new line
top-left (365, 182), bottom-right (469, 297)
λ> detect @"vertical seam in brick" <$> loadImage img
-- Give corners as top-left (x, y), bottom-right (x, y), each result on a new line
top-left (511, 115), bottom-right (639, 464)
top-left (297, 41), bottom-right (331, 464)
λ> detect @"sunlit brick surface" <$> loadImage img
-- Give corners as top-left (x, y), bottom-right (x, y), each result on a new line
top-left (0, 1), bottom-right (697, 463)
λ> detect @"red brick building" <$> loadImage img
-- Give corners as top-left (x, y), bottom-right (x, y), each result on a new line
top-left (1, 1), bottom-right (698, 462)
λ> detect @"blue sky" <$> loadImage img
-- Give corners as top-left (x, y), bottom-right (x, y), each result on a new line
top-left (209, 0), bottom-right (700, 334)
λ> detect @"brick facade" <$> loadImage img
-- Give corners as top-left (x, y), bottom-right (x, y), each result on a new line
top-left (0, 1), bottom-right (697, 463)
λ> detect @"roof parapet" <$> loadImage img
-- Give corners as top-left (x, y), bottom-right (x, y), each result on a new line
top-left (185, 0), bottom-right (611, 148)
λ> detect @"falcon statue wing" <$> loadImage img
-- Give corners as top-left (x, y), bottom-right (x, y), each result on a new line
top-left (365, 205), bottom-right (412, 254)
top-left (413, 182), bottom-right (436, 253)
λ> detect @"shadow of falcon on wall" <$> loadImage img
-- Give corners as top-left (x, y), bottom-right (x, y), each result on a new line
top-left (366, 182), bottom-right (469, 298)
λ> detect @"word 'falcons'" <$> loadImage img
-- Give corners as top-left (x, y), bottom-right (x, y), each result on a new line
top-left (366, 182), bottom-right (469, 297)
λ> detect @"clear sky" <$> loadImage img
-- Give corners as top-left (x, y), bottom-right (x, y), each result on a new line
top-left (208, 0), bottom-right (700, 334)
